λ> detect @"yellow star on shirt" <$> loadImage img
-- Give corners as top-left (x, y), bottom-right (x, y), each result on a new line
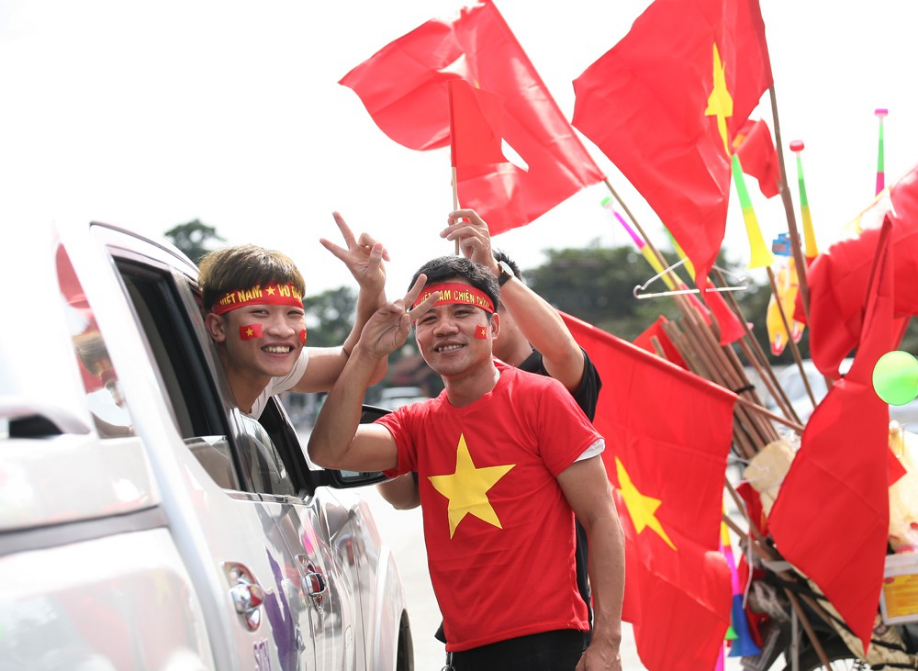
top-left (428, 434), bottom-right (515, 539)
top-left (704, 42), bottom-right (733, 155)
top-left (615, 457), bottom-right (677, 551)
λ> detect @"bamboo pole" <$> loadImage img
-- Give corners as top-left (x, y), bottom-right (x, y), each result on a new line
top-left (769, 86), bottom-right (811, 322)
top-left (713, 268), bottom-right (801, 425)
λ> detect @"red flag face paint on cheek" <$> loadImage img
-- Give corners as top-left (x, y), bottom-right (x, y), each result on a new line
top-left (475, 325), bottom-right (488, 340)
top-left (299, 329), bottom-right (307, 345)
top-left (240, 324), bottom-right (263, 340)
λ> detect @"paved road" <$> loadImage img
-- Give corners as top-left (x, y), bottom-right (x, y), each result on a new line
top-left (361, 485), bottom-right (745, 670)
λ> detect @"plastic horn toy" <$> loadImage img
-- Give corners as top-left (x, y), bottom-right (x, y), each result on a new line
top-left (730, 153), bottom-right (775, 270)
top-left (875, 108), bottom-right (888, 195)
top-left (789, 140), bottom-right (819, 261)
top-left (601, 197), bottom-right (676, 290)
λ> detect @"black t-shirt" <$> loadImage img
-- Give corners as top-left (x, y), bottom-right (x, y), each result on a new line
top-left (517, 347), bottom-right (601, 421)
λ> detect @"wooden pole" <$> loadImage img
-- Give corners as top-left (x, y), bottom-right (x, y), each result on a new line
top-left (769, 86), bottom-right (811, 321)
top-left (452, 167), bottom-right (461, 255)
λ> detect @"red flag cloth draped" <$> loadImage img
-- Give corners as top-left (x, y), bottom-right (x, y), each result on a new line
top-left (447, 80), bottom-right (508, 168)
top-left (797, 164), bottom-right (918, 378)
top-left (561, 312), bottom-right (736, 671)
top-left (632, 316), bottom-right (688, 369)
top-left (732, 119), bottom-right (779, 198)
top-left (703, 282), bottom-right (747, 345)
top-left (769, 218), bottom-right (896, 654)
top-left (339, 0), bottom-right (604, 234)
top-left (572, 0), bottom-right (772, 287)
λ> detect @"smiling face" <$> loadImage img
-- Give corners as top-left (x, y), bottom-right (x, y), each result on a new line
top-left (413, 281), bottom-right (498, 380)
top-left (206, 302), bottom-right (307, 386)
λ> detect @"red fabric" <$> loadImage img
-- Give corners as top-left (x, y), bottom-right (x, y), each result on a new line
top-left (572, 0), bottom-right (772, 287)
top-left (770, 218), bottom-right (896, 653)
top-left (797, 163), bottom-right (918, 378)
top-left (704, 281), bottom-right (747, 345)
top-left (340, 0), bottom-right (604, 233)
top-left (737, 481), bottom-right (767, 537)
top-left (239, 323), bottom-right (263, 340)
top-left (732, 119), bottom-right (779, 198)
top-left (376, 362), bottom-right (598, 651)
top-left (447, 79), bottom-right (507, 168)
top-left (632, 316), bottom-right (688, 369)
top-left (561, 312), bottom-right (737, 671)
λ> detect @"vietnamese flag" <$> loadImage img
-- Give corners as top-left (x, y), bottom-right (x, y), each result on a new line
top-left (240, 324), bottom-right (263, 340)
top-left (769, 217), bottom-right (896, 654)
top-left (561, 312), bottom-right (736, 671)
top-left (796, 163), bottom-right (918, 379)
top-left (732, 119), bottom-right (780, 199)
top-left (447, 79), bottom-right (508, 168)
top-left (572, 0), bottom-right (772, 287)
top-left (339, 0), bottom-right (604, 234)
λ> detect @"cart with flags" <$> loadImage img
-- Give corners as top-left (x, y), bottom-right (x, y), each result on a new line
top-left (337, 0), bottom-right (918, 668)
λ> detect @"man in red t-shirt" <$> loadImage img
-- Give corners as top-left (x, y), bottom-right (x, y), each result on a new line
top-left (308, 255), bottom-right (624, 671)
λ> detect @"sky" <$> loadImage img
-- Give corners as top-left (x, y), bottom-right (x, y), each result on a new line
top-left (2, 0), bottom-right (918, 301)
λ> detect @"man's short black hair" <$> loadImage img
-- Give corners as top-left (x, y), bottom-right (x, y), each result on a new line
top-left (410, 256), bottom-right (500, 312)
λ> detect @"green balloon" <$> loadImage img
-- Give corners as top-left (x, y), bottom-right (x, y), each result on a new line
top-left (873, 350), bottom-right (918, 405)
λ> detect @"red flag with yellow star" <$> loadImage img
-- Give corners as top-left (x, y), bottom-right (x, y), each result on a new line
top-left (240, 324), bottom-right (263, 340)
top-left (561, 312), bottom-right (737, 671)
top-left (572, 0), bottom-right (772, 287)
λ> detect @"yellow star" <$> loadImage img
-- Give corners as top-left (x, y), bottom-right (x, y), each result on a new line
top-left (266, 286), bottom-right (276, 295)
top-left (615, 457), bottom-right (677, 551)
top-left (704, 42), bottom-right (733, 155)
top-left (245, 327), bottom-right (254, 337)
top-left (428, 434), bottom-right (515, 539)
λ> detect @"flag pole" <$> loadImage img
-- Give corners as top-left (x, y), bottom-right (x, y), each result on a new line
top-left (768, 86), bottom-right (811, 321)
top-left (451, 167), bottom-right (460, 255)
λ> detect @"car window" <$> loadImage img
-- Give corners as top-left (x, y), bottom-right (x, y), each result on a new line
top-left (55, 244), bottom-right (133, 438)
top-left (116, 260), bottom-right (243, 491)
top-left (115, 258), bottom-right (305, 498)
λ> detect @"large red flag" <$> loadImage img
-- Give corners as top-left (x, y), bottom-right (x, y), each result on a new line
top-left (572, 0), bottom-right (772, 287)
top-left (339, 0), bottom-right (604, 233)
top-left (732, 119), bottom-right (780, 198)
top-left (562, 312), bottom-right (736, 671)
top-left (797, 163), bottom-right (918, 378)
top-left (769, 217), bottom-right (896, 653)
top-left (447, 80), bottom-right (507, 168)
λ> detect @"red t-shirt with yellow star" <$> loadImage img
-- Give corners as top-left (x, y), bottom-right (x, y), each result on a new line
top-left (376, 361), bottom-right (605, 652)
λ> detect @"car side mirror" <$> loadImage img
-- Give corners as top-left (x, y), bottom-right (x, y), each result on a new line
top-left (316, 404), bottom-right (391, 489)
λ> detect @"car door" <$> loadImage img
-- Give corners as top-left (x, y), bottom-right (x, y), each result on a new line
top-left (67, 222), bottom-right (337, 671)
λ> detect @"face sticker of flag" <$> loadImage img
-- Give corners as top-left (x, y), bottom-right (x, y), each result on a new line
top-left (475, 325), bottom-right (488, 340)
top-left (299, 328), bottom-right (307, 345)
top-left (240, 324), bottom-right (263, 340)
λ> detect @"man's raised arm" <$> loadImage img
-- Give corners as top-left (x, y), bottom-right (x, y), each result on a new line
top-left (308, 277), bottom-right (438, 473)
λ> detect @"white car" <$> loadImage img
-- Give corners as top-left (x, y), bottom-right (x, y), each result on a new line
top-left (0, 221), bottom-right (413, 670)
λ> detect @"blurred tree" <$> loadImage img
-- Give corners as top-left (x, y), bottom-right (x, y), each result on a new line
top-left (165, 220), bottom-right (225, 263)
top-left (303, 287), bottom-right (358, 348)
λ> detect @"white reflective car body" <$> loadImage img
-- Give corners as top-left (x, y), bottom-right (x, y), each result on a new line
top-left (0, 221), bottom-right (412, 671)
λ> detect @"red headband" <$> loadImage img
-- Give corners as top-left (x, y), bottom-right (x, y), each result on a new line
top-left (412, 282), bottom-right (494, 314)
top-left (211, 283), bottom-right (304, 316)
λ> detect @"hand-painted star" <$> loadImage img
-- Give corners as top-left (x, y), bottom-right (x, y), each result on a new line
top-left (615, 456), bottom-right (677, 550)
top-left (429, 434), bottom-right (515, 538)
top-left (705, 42), bottom-right (734, 155)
